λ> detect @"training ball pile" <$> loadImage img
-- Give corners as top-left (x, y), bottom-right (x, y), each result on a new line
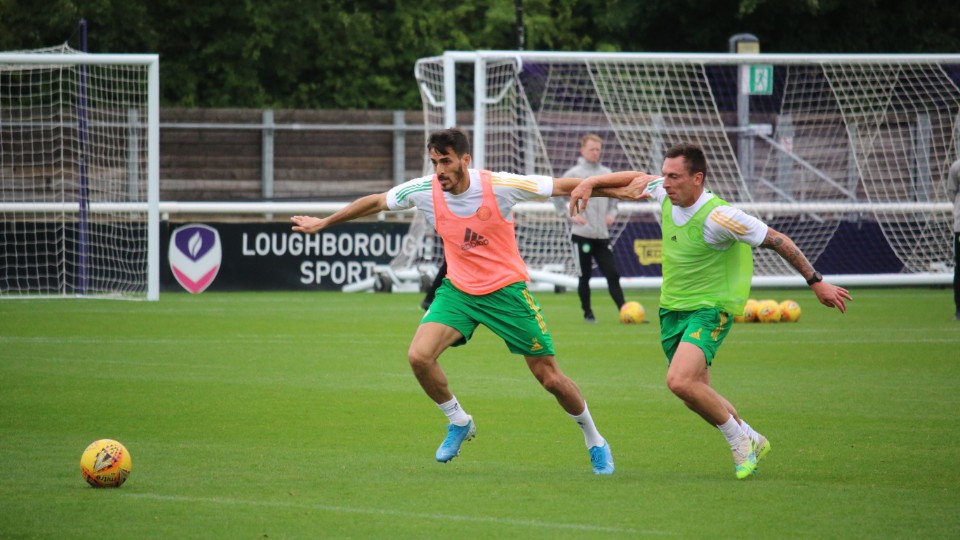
top-left (735, 298), bottom-right (801, 323)
top-left (80, 439), bottom-right (132, 488)
top-left (619, 301), bottom-right (646, 324)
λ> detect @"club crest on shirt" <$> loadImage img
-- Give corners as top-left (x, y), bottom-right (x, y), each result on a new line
top-left (476, 206), bottom-right (492, 221)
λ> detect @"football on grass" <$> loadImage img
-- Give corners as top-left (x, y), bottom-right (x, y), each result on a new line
top-left (619, 301), bottom-right (646, 324)
top-left (80, 439), bottom-right (132, 488)
top-left (735, 299), bottom-right (759, 323)
top-left (779, 299), bottom-right (802, 322)
top-left (756, 299), bottom-right (782, 323)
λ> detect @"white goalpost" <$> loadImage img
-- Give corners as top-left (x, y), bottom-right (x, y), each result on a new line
top-left (0, 47), bottom-right (160, 300)
top-left (404, 50), bottom-right (960, 289)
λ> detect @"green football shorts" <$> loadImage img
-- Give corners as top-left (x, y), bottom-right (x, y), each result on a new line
top-left (422, 279), bottom-right (555, 357)
top-left (658, 307), bottom-right (732, 366)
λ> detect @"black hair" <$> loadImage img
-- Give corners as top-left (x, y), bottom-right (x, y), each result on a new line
top-left (427, 128), bottom-right (471, 157)
top-left (664, 142), bottom-right (707, 178)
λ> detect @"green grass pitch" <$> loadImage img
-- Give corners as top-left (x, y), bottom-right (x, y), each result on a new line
top-left (1, 287), bottom-right (959, 538)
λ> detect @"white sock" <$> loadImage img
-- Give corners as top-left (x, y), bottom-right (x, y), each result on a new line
top-left (570, 402), bottom-right (605, 449)
top-left (740, 419), bottom-right (762, 444)
top-left (438, 396), bottom-right (470, 426)
top-left (717, 415), bottom-right (745, 447)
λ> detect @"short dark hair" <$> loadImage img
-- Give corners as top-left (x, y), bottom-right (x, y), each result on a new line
top-left (428, 128), bottom-right (471, 157)
top-left (664, 142), bottom-right (707, 178)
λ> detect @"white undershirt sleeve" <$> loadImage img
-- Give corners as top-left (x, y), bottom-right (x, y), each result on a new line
top-left (703, 206), bottom-right (769, 249)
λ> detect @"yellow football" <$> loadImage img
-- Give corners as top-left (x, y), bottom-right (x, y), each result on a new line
top-left (756, 299), bottom-right (782, 323)
top-left (779, 299), bottom-right (802, 322)
top-left (619, 301), bottom-right (646, 324)
top-left (735, 299), bottom-right (759, 323)
top-left (80, 439), bottom-right (132, 488)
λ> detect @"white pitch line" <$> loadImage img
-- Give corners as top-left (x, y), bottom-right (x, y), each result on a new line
top-left (125, 493), bottom-right (671, 535)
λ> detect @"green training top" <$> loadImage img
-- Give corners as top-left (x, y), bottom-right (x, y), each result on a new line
top-left (660, 195), bottom-right (753, 315)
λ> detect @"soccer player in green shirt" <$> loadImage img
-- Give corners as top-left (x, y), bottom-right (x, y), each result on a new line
top-left (569, 142), bottom-right (852, 479)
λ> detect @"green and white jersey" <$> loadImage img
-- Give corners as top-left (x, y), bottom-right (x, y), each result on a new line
top-left (386, 170), bottom-right (553, 226)
top-left (645, 178), bottom-right (768, 248)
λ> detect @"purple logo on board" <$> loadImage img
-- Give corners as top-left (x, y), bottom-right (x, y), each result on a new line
top-left (169, 224), bottom-right (222, 293)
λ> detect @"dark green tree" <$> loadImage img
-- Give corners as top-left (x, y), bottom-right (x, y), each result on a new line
top-left (2, 0), bottom-right (958, 108)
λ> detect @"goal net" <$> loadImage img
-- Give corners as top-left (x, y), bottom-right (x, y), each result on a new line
top-left (0, 46), bottom-right (160, 299)
top-left (404, 51), bottom-right (959, 287)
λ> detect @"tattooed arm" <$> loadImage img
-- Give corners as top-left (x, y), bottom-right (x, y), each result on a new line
top-left (759, 228), bottom-right (817, 281)
top-left (760, 227), bottom-right (853, 313)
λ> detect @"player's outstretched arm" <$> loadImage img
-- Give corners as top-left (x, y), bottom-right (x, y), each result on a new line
top-left (291, 192), bottom-right (389, 234)
top-left (760, 227), bottom-right (853, 313)
top-left (562, 171), bottom-right (656, 216)
top-left (606, 174), bottom-right (658, 202)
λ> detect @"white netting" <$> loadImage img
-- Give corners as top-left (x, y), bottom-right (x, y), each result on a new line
top-left (405, 52), bottom-right (960, 283)
top-left (1, 46), bottom-right (157, 298)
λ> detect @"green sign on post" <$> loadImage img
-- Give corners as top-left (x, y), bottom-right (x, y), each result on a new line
top-left (749, 65), bottom-right (774, 95)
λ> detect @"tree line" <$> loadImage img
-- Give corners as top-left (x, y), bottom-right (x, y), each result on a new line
top-left (2, 0), bottom-right (958, 110)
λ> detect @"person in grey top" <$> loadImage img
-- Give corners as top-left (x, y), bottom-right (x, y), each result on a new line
top-left (948, 158), bottom-right (960, 320)
top-left (556, 134), bottom-right (626, 322)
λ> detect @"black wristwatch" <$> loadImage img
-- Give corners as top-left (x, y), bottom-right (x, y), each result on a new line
top-left (806, 271), bottom-right (823, 286)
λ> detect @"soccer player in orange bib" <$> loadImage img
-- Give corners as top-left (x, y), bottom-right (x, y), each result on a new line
top-left (292, 128), bottom-right (635, 474)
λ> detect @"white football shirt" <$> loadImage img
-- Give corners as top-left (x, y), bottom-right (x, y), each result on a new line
top-left (386, 169), bottom-right (554, 226)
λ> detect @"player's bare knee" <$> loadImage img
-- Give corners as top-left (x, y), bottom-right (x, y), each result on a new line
top-left (526, 356), bottom-right (571, 395)
top-left (538, 372), bottom-right (564, 394)
top-left (666, 372), bottom-right (692, 399)
top-left (407, 348), bottom-right (434, 372)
